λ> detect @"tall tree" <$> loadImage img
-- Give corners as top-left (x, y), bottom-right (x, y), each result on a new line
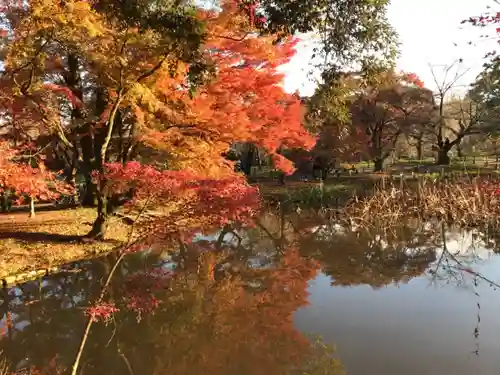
top-left (428, 61), bottom-right (488, 164)
top-left (304, 73), bottom-right (367, 178)
top-left (0, 0), bottom-right (315, 239)
top-left (468, 61), bottom-right (500, 140)
top-left (350, 70), bottom-right (427, 171)
top-left (240, 0), bottom-right (398, 75)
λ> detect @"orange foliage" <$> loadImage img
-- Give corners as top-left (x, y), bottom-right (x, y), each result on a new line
top-left (138, 1), bottom-right (316, 175)
top-left (0, 142), bottom-right (73, 203)
top-left (350, 70), bottom-right (432, 166)
top-left (146, 248), bottom-right (321, 375)
top-left (0, 0), bottom-right (315, 233)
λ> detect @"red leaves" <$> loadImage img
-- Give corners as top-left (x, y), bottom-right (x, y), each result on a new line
top-left (98, 161), bottom-right (260, 237)
top-left (186, 64), bottom-right (315, 173)
top-left (0, 142), bottom-right (74, 202)
top-left (401, 72), bottom-right (425, 88)
top-left (43, 83), bottom-right (83, 109)
top-left (180, 4), bottom-right (316, 174)
top-left (463, 13), bottom-right (500, 26)
top-left (85, 301), bottom-right (119, 323)
top-left (122, 269), bottom-right (174, 318)
top-left (95, 161), bottom-right (187, 197)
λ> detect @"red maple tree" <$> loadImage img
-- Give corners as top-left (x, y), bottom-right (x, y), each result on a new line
top-left (0, 142), bottom-right (74, 217)
top-left (350, 70), bottom-right (430, 171)
top-left (0, 0), bottom-right (315, 237)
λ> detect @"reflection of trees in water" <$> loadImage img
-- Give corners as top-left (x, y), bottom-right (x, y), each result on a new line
top-left (4, 211), bottom-right (500, 374)
top-left (429, 224), bottom-right (500, 290)
top-left (225, 211), bottom-right (500, 293)
top-left (0, 237), bottom-right (345, 375)
top-left (428, 223), bottom-right (500, 358)
top-left (270, 210), bottom-right (500, 291)
top-left (246, 211), bottom-right (442, 289)
top-left (297, 220), bottom-right (439, 288)
top-left (248, 213), bottom-right (500, 359)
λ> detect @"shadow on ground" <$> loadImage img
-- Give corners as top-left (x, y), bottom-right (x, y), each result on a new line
top-left (0, 231), bottom-right (122, 245)
top-left (0, 231), bottom-right (83, 243)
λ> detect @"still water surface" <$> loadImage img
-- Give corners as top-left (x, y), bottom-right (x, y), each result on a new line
top-left (1, 215), bottom-right (500, 375)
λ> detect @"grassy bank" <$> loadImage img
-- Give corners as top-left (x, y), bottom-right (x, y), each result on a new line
top-left (257, 175), bottom-right (380, 209)
top-left (0, 207), bottom-right (130, 281)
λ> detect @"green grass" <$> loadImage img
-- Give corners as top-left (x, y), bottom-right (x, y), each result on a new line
top-left (258, 178), bottom-right (376, 209)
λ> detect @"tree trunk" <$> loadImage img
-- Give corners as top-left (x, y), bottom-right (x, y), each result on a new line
top-left (1, 192), bottom-right (8, 213)
top-left (277, 171), bottom-right (285, 185)
top-left (80, 135), bottom-right (97, 207)
top-left (29, 197), bottom-right (35, 218)
top-left (240, 145), bottom-right (255, 177)
top-left (67, 159), bottom-right (80, 204)
top-left (321, 167), bottom-right (328, 181)
top-left (456, 143), bottom-right (463, 158)
top-left (81, 182), bottom-right (97, 207)
top-left (86, 193), bottom-right (108, 240)
top-left (416, 140), bottom-right (423, 161)
top-left (436, 147), bottom-right (451, 165)
top-left (373, 158), bottom-right (384, 172)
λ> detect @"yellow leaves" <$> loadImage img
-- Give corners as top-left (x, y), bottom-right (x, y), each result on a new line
top-left (127, 82), bottom-right (149, 102)
top-left (11, 86), bottom-right (22, 97)
top-left (3, 0), bottom-right (309, 182)
top-left (5, 0), bottom-right (108, 75)
top-left (26, 0), bottom-right (104, 37)
top-left (139, 125), bottom-right (232, 178)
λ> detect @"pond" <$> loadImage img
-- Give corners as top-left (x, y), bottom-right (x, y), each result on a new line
top-left (1, 213), bottom-right (500, 375)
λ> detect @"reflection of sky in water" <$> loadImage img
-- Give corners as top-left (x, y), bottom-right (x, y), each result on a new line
top-left (295, 228), bottom-right (500, 375)
top-left (192, 230), bottom-right (242, 245)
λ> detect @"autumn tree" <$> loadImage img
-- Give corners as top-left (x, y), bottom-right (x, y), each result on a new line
top-left (302, 73), bottom-right (368, 178)
top-left (0, 0), bottom-right (402, 240)
top-left (233, 0), bottom-right (399, 178)
top-left (0, 0), bottom-right (317, 239)
top-left (0, 142), bottom-right (73, 217)
top-left (350, 70), bottom-right (428, 172)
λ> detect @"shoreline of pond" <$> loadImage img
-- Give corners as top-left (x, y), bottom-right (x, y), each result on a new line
top-left (2, 174), bottom-right (500, 287)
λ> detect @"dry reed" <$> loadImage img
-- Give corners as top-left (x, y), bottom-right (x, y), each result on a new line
top-left (343, 176), bottom-right (500, 229)
top-left (0, 353), bottom-right (8, 375)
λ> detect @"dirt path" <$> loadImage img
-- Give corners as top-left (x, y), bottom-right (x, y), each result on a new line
top-left (0, 209), bottom-right (79, 230)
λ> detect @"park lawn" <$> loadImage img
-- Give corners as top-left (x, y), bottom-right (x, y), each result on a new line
top-left (0, 207), bottom-right (130, 281)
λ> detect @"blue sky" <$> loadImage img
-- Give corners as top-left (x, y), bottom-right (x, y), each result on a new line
top-left (281, 0), bottom-right (499, 96)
